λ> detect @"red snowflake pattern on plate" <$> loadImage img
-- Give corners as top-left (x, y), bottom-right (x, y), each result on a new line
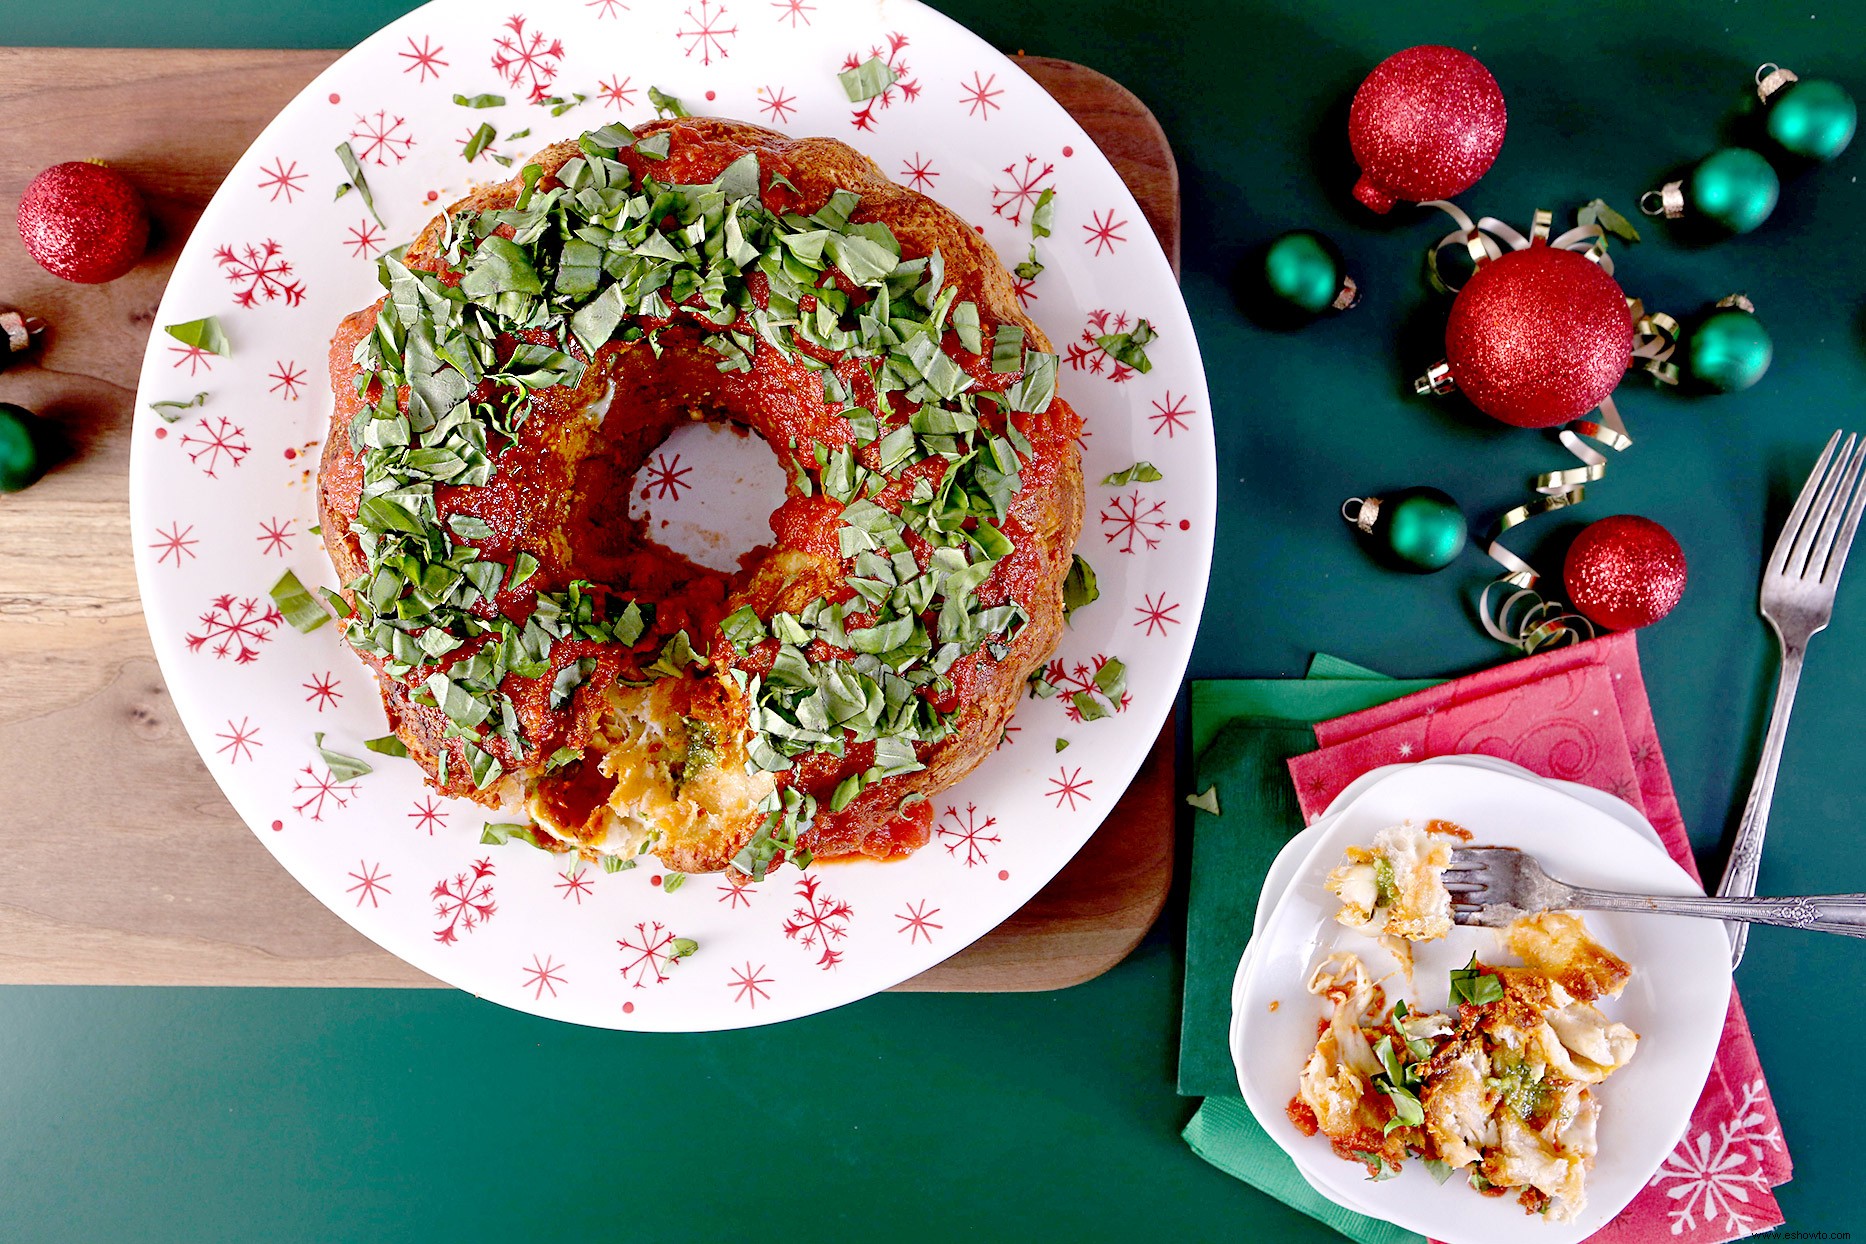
top-left (771, 0), bottom-right (812, 27)
top-left (216, 240), bottom-right (307, 308)
top-left (257, 158), bottom-right (305, 203)
top-left (398, 35), bottom-right (448, 81)
top-left (1083, 209), bottom-right (1128, 256)
top-left (1045, 655), bottom-right (1133, 721)
top-left (303, 671), bottom-right (343, 711)
top-left (1011, 271), bottom-right (1039, 309)
top-left (179, 415), bottom-right (251, 477)
top-left (757, 85), bottom-right (796, 125)
top-left (168, 343), bottom-right (217, 376)
top-left (1046, 765), bottom-right (1093, 810)
top-left (269, 360), bottom-right (306, 400)
top-left (846, 33), bottom-right (920, 131)
top-left (491, 15), bottom-right (563, 104)
top-left (676, 0), bottom-right (737, 67)
top-left (348, 860), bottom-right (392, 907)
top-left (555, 865), bottom-right (595, 904)
top-left (936, 802), bottom-right (1000, 867)
top-left (1149, 390), bottom-right (1194, 438)
top-left (729, 961), bottom-right (772, 1007)
top-left (1134, 592), bottom-right (1182, 636)
top-left (185, 595), bottom-right (281, 663)
top-left (990, 154), bottom-right (1055, 226)
top-left (899, 152), bottom-right (938, 193)
top-left (293, 763), bottom-right (359, 821)
top-left (959, 71), bottom-right (1002, 119)
top-left (257, 517), bottom-right (295, 557)
top-left (586, 0), bottom-right (628, 17)
top-left (782, 873), bottom-right (853, 969)
top-left (599, 75), bottom-right (637, 110)
top-left (1063, 309), bottom-right (1141, 382)
top-left (618, 921), bottom-right (685, 987)
top-left (717, 877), bottom-right (754, 907)
top-left (432, 857), bottom-right (496, 944)
top-left (896, 900), bottom-right (942, 943)
top-left (1101, 490), bottom-right (1168, 554)
top-left (639, 452), bottom-right (691, 500)
top-left (522, 953), bottom-right (566, 999)
top-left (409, 795), bottom-right (448, 836)
top-left (346, 218), bottom-right (386, 258)
top-left (216, 716), bottom-right (262, 764)
top-left (349, 110), bottom-right (416, 164)
top-left (150, 522), bottom-right (198, 568)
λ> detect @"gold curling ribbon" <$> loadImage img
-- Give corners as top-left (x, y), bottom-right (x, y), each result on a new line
top-left (1416, 204), bottom-right (1680, 652)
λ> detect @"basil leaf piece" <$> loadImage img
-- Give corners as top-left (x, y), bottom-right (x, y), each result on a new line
top-left (1031, 187), bottom-right (1056, 239)
top-left (463, 122), bottom-right (497, 163)
top-left (1101, 461), bottom-right (1163, 486)
top-left (1094, 318), bottom-right (1157, 373)
top-left (313, 732), bottom-right (373, 782)
top-left (1062, 554), bottom-right (1099, 622)
top-left (661, 872), bottom-right (687, 894)
top-left (1092, 657), bottom-right (1126, 703)
top-left (481, 821), bottom-right (543, 848)
top-left (334, 141), bottom-right (383, 228)
top-left (670, 937), bottom-right (698, 959)
top-left (648, 86), bottom-right (689, 118)
top-left (454, 93), bottom-right (506, 108)
top-left (163, 317), bottom-right (232, 358)
top-left (1013, 248), bottom-right (1043, 281)
top-left (1185, 786), bottom-right (1220, 815)
top-left (460, 236), bottom-right (543, 299)
top-left (1422, 1158), bottom-right (1454, 1185)
top-left (1448, 953), bottom-right (1505, 1007)
top-left (1003, 351), bottom-right (1057, 413)
top-left (269, 570), bottom-right (331, 633)
top-left (838, 55), bottom-right (900, 103)
top-left (148, 391), bottom-right (209, 423)
top-left (1578, 197), bottom-right (1641, 243)
top-left (602, 855), bottom-right (634, 873)
top-left (363, 735), bottom-right (410, 758)
top-left (1055, 738), bottom-right (1070, 753)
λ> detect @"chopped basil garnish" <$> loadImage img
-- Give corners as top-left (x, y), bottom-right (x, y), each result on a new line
top-left (454, 93), bottom-right (506, 108)
top-left (363, 735), bottom-right (410, 758)
top-left (334, 141), bottom-right (383, 228)
top-left (661, 872), bottom-right (687, 894)
top-left (163, 317), bottom-right (231, 358)
top-left (1101, 461), bottom-right (1162, 486)
top-left (1449, 954), bottom-right (1505, 1007)
top-left (269, 570), bottom-right (331, 633)
top-left (1014, 248), bottom-right (1043, 281)
top-left (838, 55), bottom-right (900, 103)
top-left (648, 85), bottom-right (688, 118)
top-left (481, 821), bottom-right (543, 848)
top-left (1031, 187), bottom-right (1056, 239)
top-left (313, 732), bottom-right (373, 782)
top-left (1423, 1158), bottom-right (1454, 1185)
top-left (148, 391), bottom-right (208, 423)
top-left (1095, 318), bottom-right (1157, 374)
top-left (1063, 554), bottom-right (1100, 622)
top-left (1055, 738), bottom-right (1070, 752)
top-left (1186, 786), bottom-right (1220, 815)
top-left (670, 936), bottom-right (698, 959)
top-left (463, 122), bottom-right (497, 163)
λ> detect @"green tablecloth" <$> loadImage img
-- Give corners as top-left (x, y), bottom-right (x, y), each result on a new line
top-left (5, 2), bottom-right (1866, 1240)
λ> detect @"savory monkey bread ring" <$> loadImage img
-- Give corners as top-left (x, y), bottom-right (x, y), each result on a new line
top-left (318, 117), bottom-right (1085, 879)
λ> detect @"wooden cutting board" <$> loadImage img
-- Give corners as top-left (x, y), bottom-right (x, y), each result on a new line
top-left (0, 48), bottom-right (1179, 992)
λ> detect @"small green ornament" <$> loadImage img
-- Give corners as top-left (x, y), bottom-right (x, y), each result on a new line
top-left (1759, 64), bottom-right (1856, 161)
top-left (0, 403), bottom-right (44, 493)
top-left (1689, 148), bottom-right (1780, 234)
top-left (1343, 486), bottom-right (1468, 573)
top-left (1261, 230), bottom-right (1359, 315)
top-left (1686, 297), bottom-right (1774, 393)
top-left (1643, 148), bottom-right (1780, 234)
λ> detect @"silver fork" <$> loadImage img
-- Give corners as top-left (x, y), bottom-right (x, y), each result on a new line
top-left (1719, 431), bottom-right (1866, 965)
top-left (1445, 846), bottom-right (1866, 938)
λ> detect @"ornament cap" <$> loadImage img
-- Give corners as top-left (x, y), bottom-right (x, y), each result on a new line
top-left (1640, 183), bottom-right (1686, 219)
top-left (1415, 359), bottom-right (1455, 396)
top-left (1716, 292), bottom-right (1757, 314)
top-left (1756, 62), bottom-right (1800, 103)
top-left (1332, 276), bottom-right (1361, 312)
top-left (1342, 495), bottom-right (1383, 532)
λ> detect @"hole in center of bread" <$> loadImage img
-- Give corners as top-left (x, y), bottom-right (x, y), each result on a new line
top-left (626, 419), bottom-right (789, 572)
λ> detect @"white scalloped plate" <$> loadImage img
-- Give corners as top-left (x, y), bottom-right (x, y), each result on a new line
top-left (127, 0), bottom-right (1213, 1029)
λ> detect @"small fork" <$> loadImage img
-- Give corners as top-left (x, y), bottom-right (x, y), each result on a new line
top-left (1720, 431), bottom-right (1866, 965)
top-left (1446, 846), bottom-right (1866, 938)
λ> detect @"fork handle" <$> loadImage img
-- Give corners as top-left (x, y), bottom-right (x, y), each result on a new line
top-left (1717, 639), bottom-right (1807, 965)
top-left (1564, 885), bottom-right (1866, 938)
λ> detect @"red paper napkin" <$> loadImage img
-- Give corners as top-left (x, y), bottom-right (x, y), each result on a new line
top-left (1286, 633), bottom-right (1792, 1242)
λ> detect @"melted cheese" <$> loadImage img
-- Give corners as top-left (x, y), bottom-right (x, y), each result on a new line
top-left (1325, 822), bottom-right (1454, 943)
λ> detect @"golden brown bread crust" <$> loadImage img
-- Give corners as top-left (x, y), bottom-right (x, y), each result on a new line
top-left (319, 117), bottom-right (1084, 873)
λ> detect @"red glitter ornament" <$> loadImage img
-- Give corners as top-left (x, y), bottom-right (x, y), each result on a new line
top-left (1349, 45), bottom-right (1507, 213)
top-left (1441, 243), bottom-right (1635, 428)
top-left (16, 161), bottom-right (150, 284)
top-left (1563, 515), bottom-right (1688, 631)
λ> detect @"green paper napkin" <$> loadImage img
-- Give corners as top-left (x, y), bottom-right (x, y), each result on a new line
top-left (1178, 657), bottom-right (1441, 1244)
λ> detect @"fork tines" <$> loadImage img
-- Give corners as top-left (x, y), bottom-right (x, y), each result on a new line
top-left (1772, 430), bottom-right (1866, 588)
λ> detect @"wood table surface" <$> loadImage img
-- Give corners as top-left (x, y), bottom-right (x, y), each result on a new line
top-left (0, 47), bottom-right (1181, 991)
